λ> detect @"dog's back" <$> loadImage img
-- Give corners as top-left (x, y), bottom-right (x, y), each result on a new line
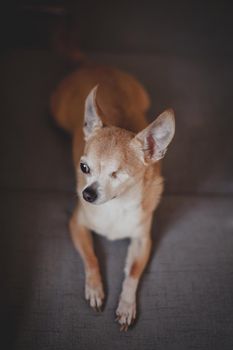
top-left (51, 64), bottom-right (150, 134)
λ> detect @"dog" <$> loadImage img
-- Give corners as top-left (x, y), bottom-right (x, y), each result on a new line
top-left (50, 64), bottom-right (175, 330)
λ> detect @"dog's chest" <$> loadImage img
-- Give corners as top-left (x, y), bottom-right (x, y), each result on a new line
top-left (81, 197), bottom-right (143, 240)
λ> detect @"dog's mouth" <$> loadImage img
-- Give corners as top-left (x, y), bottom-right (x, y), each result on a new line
top-left (86, 195), bottom-right (118, 205)
top-left (95, 195), bottom-right (117, 205)
top-left (79, 185), bottom-right (118, 205)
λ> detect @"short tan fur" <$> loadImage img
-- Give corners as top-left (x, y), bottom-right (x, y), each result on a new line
top-left (51, 63), bottom-right (175, 330)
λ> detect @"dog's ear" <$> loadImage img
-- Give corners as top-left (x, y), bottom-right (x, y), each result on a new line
top-left (133, 109), bottom-right (175, 163)
top-left (83, 85), bottom-right (103, 140)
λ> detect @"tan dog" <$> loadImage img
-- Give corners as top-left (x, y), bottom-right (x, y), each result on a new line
top-left (51, 64), bottom-right (175, 330)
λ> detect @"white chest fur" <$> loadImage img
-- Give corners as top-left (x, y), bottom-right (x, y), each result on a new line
top-left (78, 191), bottom-right (143, 240)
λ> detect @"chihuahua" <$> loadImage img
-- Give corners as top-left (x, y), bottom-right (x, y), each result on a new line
top-left (51, 64), bottom-right (175, 330)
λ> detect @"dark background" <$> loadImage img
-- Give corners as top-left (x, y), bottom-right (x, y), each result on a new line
top-left (1, 1), bottom-right (233, 350)
top-left (2, 1), bottom-right (233, 57)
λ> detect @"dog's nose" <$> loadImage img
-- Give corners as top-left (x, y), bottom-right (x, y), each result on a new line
top-left (82, 186), bottom-right (98, 203)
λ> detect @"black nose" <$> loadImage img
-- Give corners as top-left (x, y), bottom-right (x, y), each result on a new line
top-left (82, 186), bottom-right (98, 203)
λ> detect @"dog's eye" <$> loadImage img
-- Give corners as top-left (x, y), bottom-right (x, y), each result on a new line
top-left (80, 162), bottom-right (90, 174)
top-left (111, 171), bottom-right (117, 179)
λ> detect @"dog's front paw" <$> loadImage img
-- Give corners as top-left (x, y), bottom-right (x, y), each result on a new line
top-left (85, 278), bottom-right (104, 311)
top-left (115, 298), bottom-right (136, 331)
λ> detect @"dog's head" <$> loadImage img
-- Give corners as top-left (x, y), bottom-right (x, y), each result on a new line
top-left (78, 86), bottom-right (175, 205)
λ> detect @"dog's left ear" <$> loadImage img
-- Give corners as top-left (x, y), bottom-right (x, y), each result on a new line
top-left (133, 109), bottom-right (175, 163)
top-left (83, 85), bottom-right (103, 140)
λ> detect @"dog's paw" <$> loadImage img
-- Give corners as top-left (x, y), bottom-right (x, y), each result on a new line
top-left (115, 298), bottom-right (136, 331)
top-left (85, 280), bottom-right (104, 311)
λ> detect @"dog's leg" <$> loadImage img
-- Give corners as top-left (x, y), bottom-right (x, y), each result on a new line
top-left (70, 209), bottom-right (104, 310)
top-left (116, 235), bottom-right (151, 330)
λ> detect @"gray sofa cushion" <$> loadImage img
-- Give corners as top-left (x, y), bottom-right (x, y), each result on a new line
top-left (2, 193), bottom-right (233, 350)
top-left (1, 49), bottom-right (233, 350)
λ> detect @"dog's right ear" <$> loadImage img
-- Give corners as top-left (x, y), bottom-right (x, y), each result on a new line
top-left (131, 109), bottom-right (175, 164)
top-left (83, 85), bottom-right (103, 140)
